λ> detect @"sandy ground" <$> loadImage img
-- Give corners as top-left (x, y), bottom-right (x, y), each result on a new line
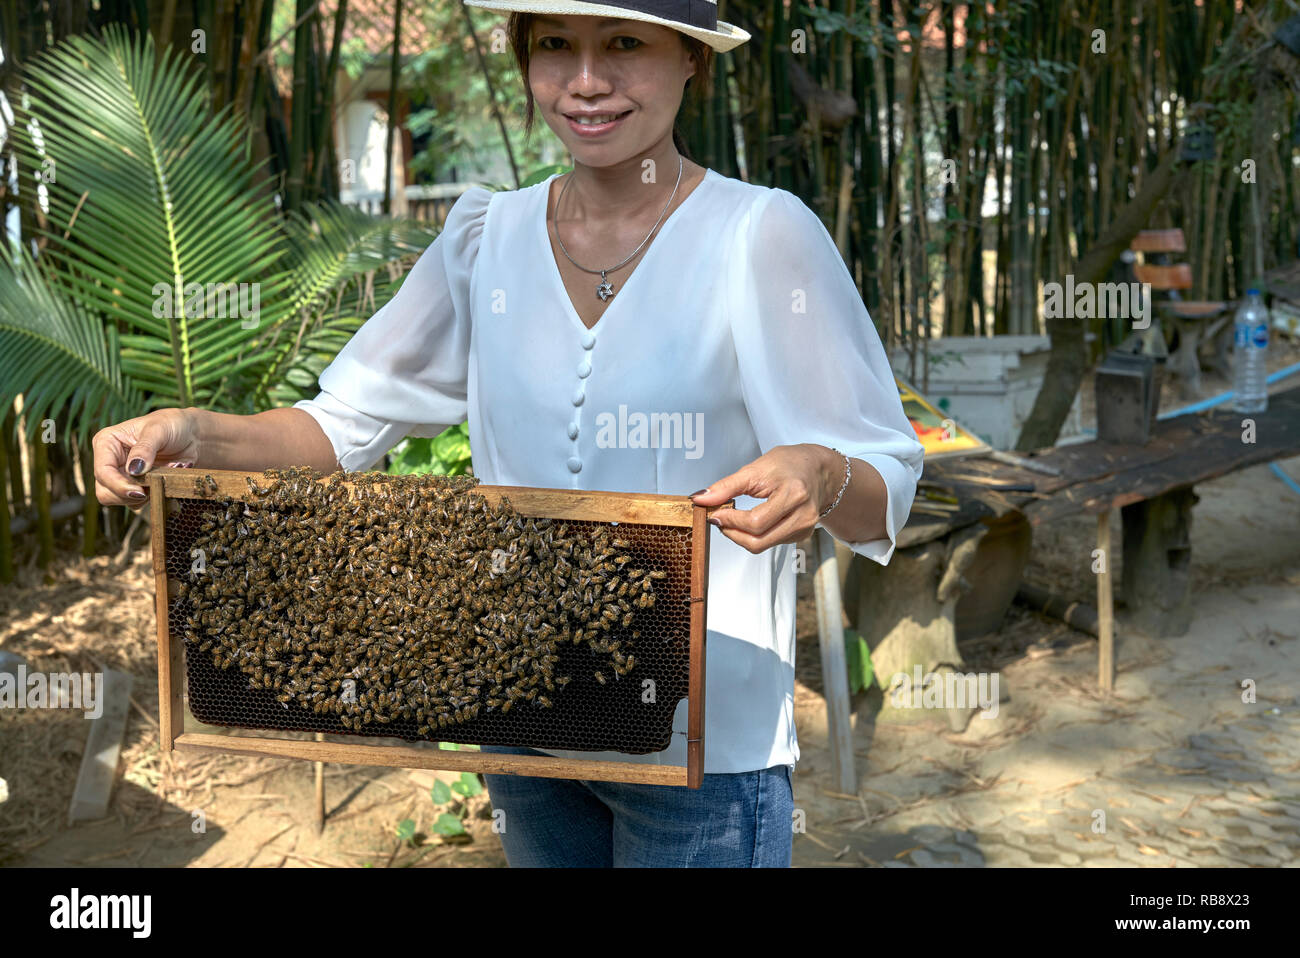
top-left (790, 453), bottom-right (1300, 866)
top-left (789, 339), bottom-right (1300, 867)
top-left (2, 349), bottom-right (1297, 868)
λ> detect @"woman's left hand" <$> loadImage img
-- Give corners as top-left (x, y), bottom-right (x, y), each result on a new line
top-left (689, 444), bottom-right (843, 554)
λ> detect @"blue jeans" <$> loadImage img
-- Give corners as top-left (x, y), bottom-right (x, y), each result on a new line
top-left (478, 745), bottom-right (794, 867)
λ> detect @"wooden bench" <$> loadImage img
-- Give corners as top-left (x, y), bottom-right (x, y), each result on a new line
top-left (1129, 229), bottom-right (1231, 398)
top-left (836, 384), bottom-right (1300, 685)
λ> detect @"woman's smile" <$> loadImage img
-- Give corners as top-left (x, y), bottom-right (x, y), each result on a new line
top-left (565, 109), bottom-right (633, 136)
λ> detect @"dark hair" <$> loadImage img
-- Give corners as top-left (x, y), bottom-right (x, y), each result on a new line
top-left (505, 12), bottom-right (714, 160)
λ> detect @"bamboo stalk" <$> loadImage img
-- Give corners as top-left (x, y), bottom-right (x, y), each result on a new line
top-left (0, 413), bottom-right (11, 582)
top-left (4, 406), bottom-right (24, 517)
top-left (30, 425), bottom-right (53, 569)
top-left (285, 0), bottom-right (314, 213)
top-left (79, 436), bottom-right (99, 558)
top-left (381, 0), bottom-right (403, 216)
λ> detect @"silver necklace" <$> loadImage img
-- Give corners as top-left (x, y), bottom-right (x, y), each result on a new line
top-left (553, 155), bottom-right (684, 302)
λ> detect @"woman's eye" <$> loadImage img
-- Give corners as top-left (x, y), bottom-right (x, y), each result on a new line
top-left (536, 35), bottom-right (642, 51)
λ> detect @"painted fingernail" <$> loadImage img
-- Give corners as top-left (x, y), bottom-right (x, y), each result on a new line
top-left (127, 489), bottom-right (146, 500)
top-left (708, 517), bottom-right (722, 528)
top-left (689, 488), bottom-right (710, 497)
top-left (127, 458), bottom-right (145, 476)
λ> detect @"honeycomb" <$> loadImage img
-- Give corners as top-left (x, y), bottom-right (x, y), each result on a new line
top-left (162, 482), bottom-right (695, 753)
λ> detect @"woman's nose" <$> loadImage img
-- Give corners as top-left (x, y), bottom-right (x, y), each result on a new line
top-left (568, 53), bottom-right (614, 94)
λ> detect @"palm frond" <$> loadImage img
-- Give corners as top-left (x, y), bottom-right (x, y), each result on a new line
top-left (0, 246), bottom-right (144, 448)
top-left (10, 24), bottom-right (293, 410)
top-left (252, 201), bottom-right (437, 405)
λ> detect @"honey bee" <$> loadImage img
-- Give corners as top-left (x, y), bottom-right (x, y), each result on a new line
top-left (180, 466), bottom-right (670, 743)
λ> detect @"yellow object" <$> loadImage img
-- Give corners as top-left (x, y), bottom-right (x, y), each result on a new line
top-left (896, 378), bottom-right (990, 460)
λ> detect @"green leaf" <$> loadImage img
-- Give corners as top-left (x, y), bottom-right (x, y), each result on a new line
top-left (844, 628), bottom-right (875, 694)
top-left (395, 818), bottom-right (416, 843)
top-left (388, 422), bottom-right (472, 476)
top-left (431, 779), bottom-right (452, 805)
top-left (431, 812), bottom-right (467, 837)
top-left (451, 772), bottom-right (483, 798)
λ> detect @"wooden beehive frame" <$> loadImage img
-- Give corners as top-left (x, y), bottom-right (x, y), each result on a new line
top-left (150, 468), bottom-right (720, 787)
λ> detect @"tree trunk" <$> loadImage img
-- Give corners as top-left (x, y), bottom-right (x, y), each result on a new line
top-left (1015, 148), bottom-right (1182, 451)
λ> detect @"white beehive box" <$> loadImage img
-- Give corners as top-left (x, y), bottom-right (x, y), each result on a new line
top-left (890, 335), bottom-right (1084, 450)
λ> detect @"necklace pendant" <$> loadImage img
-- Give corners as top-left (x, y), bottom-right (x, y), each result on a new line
top-left (596, 271), bottom-right (615, 302)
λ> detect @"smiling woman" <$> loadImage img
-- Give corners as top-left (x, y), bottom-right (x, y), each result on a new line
top-left (501, 9), bottom-right (715, 159)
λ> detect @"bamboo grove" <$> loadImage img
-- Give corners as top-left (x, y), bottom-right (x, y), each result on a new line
top-left (677, 2), bottom-right (1298, 400)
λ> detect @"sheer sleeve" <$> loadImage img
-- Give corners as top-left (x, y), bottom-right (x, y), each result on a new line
top-left (292, 186), bottom-right (491, 472)
top-left (729, 187), bottom-right (925, 565)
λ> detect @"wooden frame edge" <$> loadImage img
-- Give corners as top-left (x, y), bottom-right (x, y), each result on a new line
top-left (174, 733), bottom-right (688, 786)
top-left (151, 475), bottom-right (184, 751)
top-left (687, 503), bottom-right (709, 788)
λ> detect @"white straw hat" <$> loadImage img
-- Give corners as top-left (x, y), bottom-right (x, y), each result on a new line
top-left (462, 1), bottom-right (751, 53)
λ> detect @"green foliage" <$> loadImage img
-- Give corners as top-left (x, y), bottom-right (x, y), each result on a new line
top-left (401, 5), bottom-right (563, 185)
top-left (387, 422), bottom-right (472, 476)
top-left (427, 772), bottom-right (482, 839)
top-left (451, 772), bottom-right (484, 798)
top-left (844, 628), bottom-right (875, 695)
top-left (395, 818), bottom-right (417, 845)
top-left (431, 813), bottom-right (467, 838)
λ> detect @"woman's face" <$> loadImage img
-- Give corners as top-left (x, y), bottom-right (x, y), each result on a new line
top-left (529, 15), bottom-right (696, 166)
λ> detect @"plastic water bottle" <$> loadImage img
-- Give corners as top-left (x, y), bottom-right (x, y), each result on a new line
top-left (1232, 288), bottom-right (1269, 413)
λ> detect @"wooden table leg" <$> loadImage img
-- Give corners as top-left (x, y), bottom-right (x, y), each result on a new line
top-left (1097, 510), bottom-right (1114, 692)
top-left (1120, 486), bottom-right (1197, 637)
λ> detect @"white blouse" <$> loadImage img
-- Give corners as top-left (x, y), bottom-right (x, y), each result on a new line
top-left (293, 168), bottom-right (925, 774)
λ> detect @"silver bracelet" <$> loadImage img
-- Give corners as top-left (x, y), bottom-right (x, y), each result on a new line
top-left (819, 449), bottom-right (851, 519)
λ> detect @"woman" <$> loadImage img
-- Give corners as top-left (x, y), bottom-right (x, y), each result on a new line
top-left (94, 0), bottom-right (925, 867)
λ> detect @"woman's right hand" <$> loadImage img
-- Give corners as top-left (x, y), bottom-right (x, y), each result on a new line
top-left (93, 408), bottom-right (201, 511)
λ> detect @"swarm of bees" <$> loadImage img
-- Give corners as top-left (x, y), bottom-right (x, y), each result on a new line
top-left (176, 466), bottom-right (665, 735)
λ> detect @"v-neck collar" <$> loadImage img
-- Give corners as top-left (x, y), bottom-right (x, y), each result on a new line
top-left (539, 168), bottom-right (715, 338)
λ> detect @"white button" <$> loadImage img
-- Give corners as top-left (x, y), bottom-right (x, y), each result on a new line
top-left (567, 457), bottom-right (582, 473)
top-left (567, 422), bottom-right (579, 440)
top-left (581, 331), bottom-right (596, 349)
top-left (577, 360), bottom-right (592, 378)
top-left (572, 386), bottom-right (585, 406)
